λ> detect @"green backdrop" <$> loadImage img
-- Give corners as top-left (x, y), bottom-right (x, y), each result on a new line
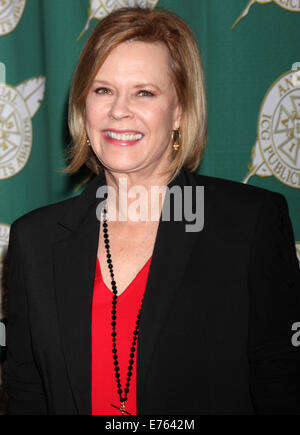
top-left (0, 0), bottom-right (299, 414)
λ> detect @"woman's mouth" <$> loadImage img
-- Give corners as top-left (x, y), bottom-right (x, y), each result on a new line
top-left (103, 130), bottom-right (144, 146)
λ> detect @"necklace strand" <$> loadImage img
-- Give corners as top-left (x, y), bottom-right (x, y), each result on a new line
top-left (102, 203), bottom-right (143, 415)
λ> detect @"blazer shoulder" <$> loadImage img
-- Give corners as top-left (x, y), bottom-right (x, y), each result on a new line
top-left (10, 195), bottom-right (79, 232)
top-left (191, 171), bottom-right (285, 206)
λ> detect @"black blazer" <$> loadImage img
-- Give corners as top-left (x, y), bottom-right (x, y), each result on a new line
top-left (3, 166), bottom-right (300, 415)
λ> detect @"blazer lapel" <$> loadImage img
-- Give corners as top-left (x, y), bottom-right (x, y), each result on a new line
top-left (137, 168), bottom-right (204, 410)
top-left (52, 171), bottom-right (107, 415)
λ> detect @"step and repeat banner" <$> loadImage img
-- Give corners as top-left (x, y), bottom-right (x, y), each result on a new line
top-left (0, 0), bottom-right (299, 414)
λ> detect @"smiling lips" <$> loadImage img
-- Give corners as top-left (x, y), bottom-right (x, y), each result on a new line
top-left (103, 129), bottom-right (144, 146)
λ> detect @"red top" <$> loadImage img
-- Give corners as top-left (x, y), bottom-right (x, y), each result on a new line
top-left (91, 255), bottom-right (152, 415)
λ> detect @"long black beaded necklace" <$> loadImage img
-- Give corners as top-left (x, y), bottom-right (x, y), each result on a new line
top-left (102, 203), bottom-right (143, 416)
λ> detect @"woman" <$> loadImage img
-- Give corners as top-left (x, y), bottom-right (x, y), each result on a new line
top-left (3, 7), bottom-right (300, 415)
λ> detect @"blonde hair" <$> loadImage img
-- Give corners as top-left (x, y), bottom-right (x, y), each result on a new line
top-left (64, 6), bottom-right (207, 183)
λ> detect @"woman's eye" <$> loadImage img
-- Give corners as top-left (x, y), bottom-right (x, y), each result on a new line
top-left (95, 87), bottom-right (111, 95)
top-left (94, 88), bottom-right (154, 97)
top-left (138, 90), bottom-right (154, 97)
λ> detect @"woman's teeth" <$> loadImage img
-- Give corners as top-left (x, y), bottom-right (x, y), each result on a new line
top-left (106, 131), bottom-right (143, 141)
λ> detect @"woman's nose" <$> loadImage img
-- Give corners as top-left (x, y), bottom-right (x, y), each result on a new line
top-left (108, 95), bottom-right (133, 120)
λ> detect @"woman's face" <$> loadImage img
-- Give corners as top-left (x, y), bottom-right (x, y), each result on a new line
top-left (85, 41), bottom-right (181, 179)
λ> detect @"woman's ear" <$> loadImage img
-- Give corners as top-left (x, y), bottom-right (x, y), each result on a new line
top-left (173, 104), bottom-right (182, 130)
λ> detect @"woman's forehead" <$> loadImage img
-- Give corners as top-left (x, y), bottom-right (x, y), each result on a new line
top-left (94, 41), bottom-right (173, 85)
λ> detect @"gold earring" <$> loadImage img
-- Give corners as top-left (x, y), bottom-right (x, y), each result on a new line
top-left (86, 137), bottom-right (91, 147)
top-left (172, 129), bottom-right (181, 151)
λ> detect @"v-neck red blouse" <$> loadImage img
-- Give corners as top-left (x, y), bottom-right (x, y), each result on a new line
top-left (91, 256), bottom-right (152, 415)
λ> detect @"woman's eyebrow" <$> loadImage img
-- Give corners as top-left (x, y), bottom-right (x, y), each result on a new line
top-left (133, 83), bottom-right (162, 92)
top-left (92, 79), bottom-right (162, 92)
top-left (92, 79), bottom-right (111, 86)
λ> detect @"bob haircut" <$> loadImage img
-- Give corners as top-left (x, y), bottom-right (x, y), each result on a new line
top-left (65, 6), bottom-right (207, 183)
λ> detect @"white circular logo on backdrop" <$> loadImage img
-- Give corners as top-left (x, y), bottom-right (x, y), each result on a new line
top-left (232, 0), bottom-right (300, 29)
top-left (0, 0), bottom-right (26, 37)
top-left (243, 69), bottom-right (300, 189)
top-left (0, 77), bottom-right (46, 180)
top-left (0, 223), bottom-right (10, 320)
top-left (79, 0), bottom-right (159, 39)
top-left (258, 71), bottom-right (300, 189)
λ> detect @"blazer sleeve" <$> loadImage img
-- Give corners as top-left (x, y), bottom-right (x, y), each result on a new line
top-left (2, 220), bottom-right (48, 415)
top-left (248, 192), bottom-right (300, 415)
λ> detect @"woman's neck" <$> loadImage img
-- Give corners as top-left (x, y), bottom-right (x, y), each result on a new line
top-left (103, 169), bottom-right (171, 224)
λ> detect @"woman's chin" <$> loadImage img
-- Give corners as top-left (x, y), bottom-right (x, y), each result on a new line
top-left (100, 160), bottom-right (145, 174)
